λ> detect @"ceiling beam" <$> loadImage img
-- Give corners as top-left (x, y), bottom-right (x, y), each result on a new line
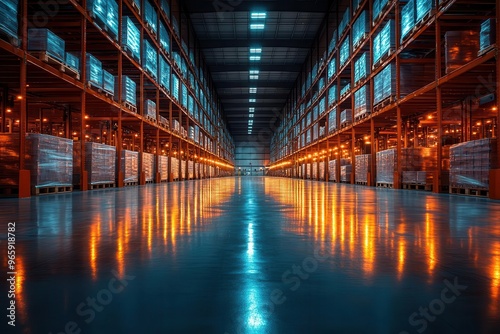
top-left (198, 38), bottom-right (315, 49)
top-left (218, 93), bottom-right (288, 100)
top-left (209, 64), bottom-right (301, 73)
top-left (216, 81), bottom-right (294, 89)
top-left (223, 102), bottom-right (284, 108)
top-left (184, 1), bottom-right (330, 14)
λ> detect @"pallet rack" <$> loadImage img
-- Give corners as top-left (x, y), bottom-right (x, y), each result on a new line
top-left (269, 0), bottom-right (500, 200)
top-left (0, 0), bottom-right (235, 197)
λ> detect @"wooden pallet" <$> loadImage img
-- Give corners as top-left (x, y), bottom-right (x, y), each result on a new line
top-left (450, 187), bottom-right (489, 197)
top-left (33, 51), bottom-right (65, 72)
top-left (372, 49), bottom-right (394, 70)
top-left (123, 45), bottom-right (140, 62)
top-left (353, 34), bottom-right (368, 50)
top-left (356, 181), bottom-right (368, 186)
top-left (374, 96), bottom-right (396, 112)
top-left (89, 183), bottom-right (115, 190)
top-left (124, 102), bottom-right (137, 113)
top-left (376, 182), bottom-right (393, 188)
top-left (63, 65), bottom-right (80, 80)
top-left (478, 44), bottom-right (496, 57)
top-left (403, 183), bottom-right (433, 191)
top-left (145, 180), bottom-right (154, 184)
top-left (355, 112), bottom-right (371, 123)
top-left (34, 185), bottom-right (73, 195)
top-left (145, 23), bottom-right (157, 37)
top-left (340, 122), bottom-right (351, 129)
top-left (145, 115), bottom-right (157, 123)
top-left (415, 10), bottom-right (435, 29)
top-left (87, 81), bottom-right (103, 92)
top-left (131, 1), bottom-right (140, 13)
top-left (124, 181), bottom-right (139, 187)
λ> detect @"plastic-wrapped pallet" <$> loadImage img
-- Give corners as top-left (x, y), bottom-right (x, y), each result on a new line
top-left (340, 36), bottom-right (350, 67)
top-left (28, 28), bottom-right (65, 62)
top-left (143, 39), bottom-right (158, 79)
top-left (318, 77), bottom-right (325, 92)
top-left (445, 31), bottom-right (479, 74)
top-left (340, 83), bottom-right (350, 97)
top-left (142, 152), bottom-right (155, 182)
top-left (102, 69), bottom-right (114, 95)
top-left (374, 63), bottom-right (395, 105)
top-left (450, 138), bottom-right (498, 189)
top-left (87, 0), bottom-right (107, 26)
top-left (171, 157), bottom-right (179, 180)
top-left (160, 56), bottom-right (170, 91)
top-left (373, 20), bottom-right (395, 67)
top-left (26, 134), bottom-right (73, 188)
top-left (121, 150), bottom-right (139, 183)
top-left (354, 52), bottom-right (369, 84)
top-left (402, 171), bottom-right (418, 184)
top-left (106, 0), bottom-right (119, 40)
top-left (312, 162), bottom-right (318, 179)
top-left (318, 97), bottom-right (326, 115)
top-left (328, 108), bottom-right (337, 133)
top-left (171, 74), bottom-right (180, 100)
top-left (373, 0), bottom-right (389, 24)
top-left (172, 119), bottom-right (180, 132)
top-left (338, 7), bottom-right (350, 37)
top-left (341, 165), bottom-right (352, 183)
top-left (340, 109), bottom-right (352, 126)
top-left (353, 10), bottom-right (368, 48)
top-left (65, 52), bottom-right (80, 73)
top-left (306, 163), bottom-right (311, 179)
top-left (353, 0), bottom-right (361, 13)
top-left (0, 0), bottom-right (19, 40)
top-left (354, 85), bottom-right (370, 119)
top-left (145, 99), bottom-right (156, 119)
top-left (188, 161), bottom-right (194, 179)
top-left (376, 149), bottom-right (396, 184)
top-left (159, 22), bottom-right (170, 53)
top-left (188, 95), bottom-right (194, 114)
top-left (161, 0), bottom-right (170, 18)
top-left (328, 59), bottom-right (336, 80)
top-left (122, 17), bottom-right (140, 60)
top-left (416, 0), bottom-right (434, 23)
top-left (180, 160), bottom-right (186, 179)
top-left (73, 142), bottom-right (116, 186)
top-left (115, 75), bottom-right (137, 107)
top-left (480, 19), bottom-right (496, 53)
top-left (181, 83), bottom-right (188, 109)
top-left (329, 159), bottom-right (350, 182)
top-left (158, 155), bottom-right (168, 181)
top-left (328, 31), bottom-right (337, 55)
top-left (328, 86), bottom-right (337, 107)
top-left (319, 162), bottom-right (326, 180)
top-left (401, 0), bottom-right (415, 42)
top-left (0, 134), bottom-right (20, 186)
top-left (355, 154), bottom-right (371, 183)
top-left (144, 0), bottom-right (158, 35)
top-left (86, 53), bottom-right (103, 88)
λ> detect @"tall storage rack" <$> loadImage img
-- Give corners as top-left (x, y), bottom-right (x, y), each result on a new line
top-left (269, 0), bottom-right (500, 200)
top-left (0, 0), bottom-right (235, 197)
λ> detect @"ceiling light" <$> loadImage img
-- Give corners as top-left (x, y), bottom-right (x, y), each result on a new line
top-left (250, 48), bottom-right (262, 54)
top-left (250, 70), bottom-right (260, 75)
top-left (249, 108), bottom-right (255, 112)
top-left (249, 120), bottom-right (254, 125)
top-left (249, 88), bottom-right (257, 93)
top-left (250, 24), bottom-right (265, 30)
top-left (249, 99), bottom-right (256, 103)
top-left (251, 12), bottom-right (267, 19)
top-left (249, 114), bottom-right (254, 118)
top-left (249, 56), bottom-right (261, 61)
top-left (250, 75), bottom-right (259, 80)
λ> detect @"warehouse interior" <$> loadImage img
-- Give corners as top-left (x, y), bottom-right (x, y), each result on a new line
top-left (1, 0), bottom-right (500, 333)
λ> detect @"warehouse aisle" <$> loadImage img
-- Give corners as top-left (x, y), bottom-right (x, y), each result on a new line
top-left (1, 177), bottom-right (500, 334)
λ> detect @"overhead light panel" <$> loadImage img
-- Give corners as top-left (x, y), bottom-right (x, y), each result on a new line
top-left (249, 120), bottom-right (254, 125)
top-left (249, 56), bottom-right (261, 61)
top-left (250, 75), bottom-right (259, 80)
top-left (251, 12), bottom-right (267, 19)
top-left (249, 99), bottom-right (256, 103)
top-left (249, 70), bottom-right (260, 75)
top-left (250, 24), bottom-right (265, 30)
top-left (249, 108), bottom-right (255, 113)
top-left (249, 88), bottom-right (257, 93)
top-left (249, 48), bottom-right (262, 54)
top-left (249, 114), bottom-right (254, 118)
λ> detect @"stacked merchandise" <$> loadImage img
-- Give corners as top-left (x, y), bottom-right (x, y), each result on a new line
top-left (318, 78), bottom-right (325, 92)
top-left (121, 150), bottom-right (139, 183)
top-left (65, 52), bottom-right (80, 74)
top-left (354, 52), bottom-right (369, 84)
top-left (355, 154), bottom-right (371, 183)
top-left (373, 20), bottom-right (395, 67)
top-left (329, 159), bottom-right (350, 182)
top-left (354, 85), bottom-right (370, 119)
top-left (180, 160), bottom-right (186, 179)
top-left (171, 157), bottom-right (179, 180)
top-left (28, 28), bottom-right (66, 62)
top-left (142, 152), bottom-right (155, 182)
top-left (0, 0), bottom-right (19, 42)
top-left (479, 19), bottom-right (495, 54)
top-left (159, 22), bottom-right (170, 52)
top-left (188, 161), bottom-right (194, 179)
top-left (329, 108), bottom-right (337, 133)
top-left (340, 83), bottom-right (350, 97)
top-left (306, 163), bottom-right (311, 179)
top-left (328, 59), bottom-right (336, 80)
top-left (450, 138), bottom-right (498, 189)
top-left (400, 147), bottom-right (437, 184)
top-left (194, 162), bottom-right (200, 179)
top-left (161, 0), bottom-right (170, 19)
top-left (328, 86), bottom-right (337, 107)
top-left (338, 8), bottom-right (350, 37)
top-left (416, 0), bottom-right (434, 23)
top-left (160, 56), bottom-right (170, 91)
top-left (188, 95), bottom-right (194, 114)
top-left (86, 53), bottom-right (103, 88)
top-left (319, 126), bottom-right (325, 137)
top-left (328, 31), bottom-right (337, 55)
top-left (401, 0), bottom-right (415, 42)
top-left (189, 126), bottom-right (195, 141)
top-left (26, 134), bottom-right (73, 189)
top-left (102, 70), bottom-right (115, 96)
top-left (87, 0), bottom-right (108, 30)
top-left (158, 155), bottom-right (168, 181)
top-left (376, 149), bottom-right (396, 184)
top-left (339, 36), bottom-right (350, 67)
top-left (116, 75), bottom-right (137, 107)
top-left (143, 39), bottom-right (158, 79)
top-left (374, 63), bottom-right (395, 105)
top-left (319, 162), bottom-right (326, 180)
top-left (106, 0), bottom-right (119, 40)
top-left (73, 142), bottom-right (116, 186)
top-left (144, 0), bottom-right (158, 35)
top-left (341, 165), bottom-right (352, 183)
top-left (340, 109), bottom-right (352, 127)
top-left (122, 17), bottom-right (141, 60)
top-left (171, 74), bottom-right (180, 101)
top-left (0, 134), bottom-right (20, 186)
top-left (353, 0), bottom-right (361, 13)
top-left (353, 11), bottom-right (368, 48)
top-left (445, 31), bottom-right (479, 73)
top-left (312, 162), bottom-right (318, 180)
top-left (373, 0), bottom-right (389, 24)
top-left (145, 99), bottom-right (156, 120)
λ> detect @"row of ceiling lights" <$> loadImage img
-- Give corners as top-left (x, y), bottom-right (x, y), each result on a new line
top-left (248, 12), bottom-right (267, 134)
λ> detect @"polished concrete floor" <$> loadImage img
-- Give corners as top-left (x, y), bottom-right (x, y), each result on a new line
top-left (1, 177), bottom-right (500, 334)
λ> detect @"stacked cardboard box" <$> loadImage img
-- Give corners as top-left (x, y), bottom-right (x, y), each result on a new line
top-left (355, 154), bottom-right (371, 183)
top-left (121, 150), bottom-right (139, 183)
top-left (329, 159), bottom-right (350, 182)
top-left (0, 133), bottom-right (20, 186)
top-left (122, 17), bottom-right (141, 60)
top-left (445, 31), bottom-right (479, 74)
top-left (142, 152), bottom-right (155, 182)
top-left (158, 155), bottom-right (168, 181)
top-left (73, 142), bottom-right (116, 186)
top-left (341, 165), bottom-right (352, 183)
